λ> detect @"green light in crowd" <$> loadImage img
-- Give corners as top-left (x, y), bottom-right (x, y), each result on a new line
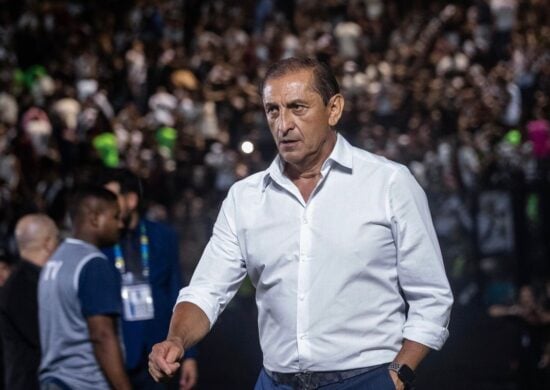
top-left (93, 132), bottom-right (119, 168)
top-left (505, 129), bottom-right (521, 146)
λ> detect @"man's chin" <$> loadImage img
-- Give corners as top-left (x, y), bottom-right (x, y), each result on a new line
top-left (279, 151), bottom-right (303, 164)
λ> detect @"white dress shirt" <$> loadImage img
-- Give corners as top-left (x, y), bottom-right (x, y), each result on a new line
top-left (177, 134), bottom-right (453, 373)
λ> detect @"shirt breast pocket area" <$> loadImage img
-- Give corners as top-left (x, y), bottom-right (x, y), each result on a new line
top-left (240, 227), bottom-right (298, 272)
top-left (319, 218), bottom-right (394, 265)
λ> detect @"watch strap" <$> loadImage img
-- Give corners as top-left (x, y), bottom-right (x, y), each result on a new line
top-left (388, 362), bottom-right (401, 372)
top-left (388, 362), bottom-right (416, 386)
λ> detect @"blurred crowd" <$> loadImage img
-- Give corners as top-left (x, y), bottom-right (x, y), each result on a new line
top-left (0, 0), bottom-right (548, 259)
top-left (0, 0), bottom-right (549, 385)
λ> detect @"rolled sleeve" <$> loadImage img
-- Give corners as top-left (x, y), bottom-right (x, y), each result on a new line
top-left (175, 187), bottom-right (247, 328)
top-left (402, 320), bottom-right (450, 351)
top-left (389, 166), bottom-right (453, 351)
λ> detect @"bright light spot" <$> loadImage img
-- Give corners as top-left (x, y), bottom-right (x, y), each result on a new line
top-left (241, 141), bottom-right (254, 154)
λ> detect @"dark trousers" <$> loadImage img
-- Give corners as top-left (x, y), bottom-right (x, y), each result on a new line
top-left (254, 364), bottom-right (396, 390)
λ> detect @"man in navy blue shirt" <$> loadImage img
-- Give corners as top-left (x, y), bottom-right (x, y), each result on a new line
top-left (101, 169), bottom-right (198, 390)
top-left (38, 187), bottom-right (130, 390)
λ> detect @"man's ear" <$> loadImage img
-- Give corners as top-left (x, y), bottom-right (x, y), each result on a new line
top-left (88, 208), bottom-right (100, 229)
top-left (328, 94), bottom-right (345, 127)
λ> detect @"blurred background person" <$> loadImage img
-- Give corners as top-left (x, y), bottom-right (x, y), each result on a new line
top-left (0, 253), bottom-right (14, 390)
top-left (101, 168), bottom-right (198, 390)
top-left (0, 214), bottom-right (59, 390)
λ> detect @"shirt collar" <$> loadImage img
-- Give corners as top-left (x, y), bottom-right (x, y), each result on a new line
top-left (261, 133), bottom-right (353, 191)
top-left (325, 133), bottom-right (353, 171)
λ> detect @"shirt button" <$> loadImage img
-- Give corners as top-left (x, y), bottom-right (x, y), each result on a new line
top-left (299, 294), bottom-right (305, 301)
top-left (303, 217), bottom-right (308, 224)
top-left (300, 334), bottom-right (307, 340)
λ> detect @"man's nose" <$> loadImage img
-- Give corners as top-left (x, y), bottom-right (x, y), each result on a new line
top-left (278, 109), bottom-right (294, 135)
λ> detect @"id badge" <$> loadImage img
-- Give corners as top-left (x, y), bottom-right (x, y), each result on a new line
top-left (121, 283), bottom-right (155, 321)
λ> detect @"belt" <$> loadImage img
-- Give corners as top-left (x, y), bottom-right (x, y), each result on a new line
top-left (265, 363), bottom-right (387, 389)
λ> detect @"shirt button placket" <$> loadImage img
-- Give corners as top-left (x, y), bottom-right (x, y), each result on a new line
top-left (297, 207), bottom-right (311, 368)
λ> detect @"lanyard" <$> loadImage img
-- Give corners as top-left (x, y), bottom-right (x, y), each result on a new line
top-left (114, 222), bottom-right (150, 278)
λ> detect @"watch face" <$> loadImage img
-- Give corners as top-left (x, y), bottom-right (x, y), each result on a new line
top-left (398, 365), bottom-right (416, 384)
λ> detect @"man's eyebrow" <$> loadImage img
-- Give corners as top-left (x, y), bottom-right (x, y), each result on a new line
top-left (287, 99), bottom-right (308, 106)
top-left (264, 98), bottom-right (310, 110)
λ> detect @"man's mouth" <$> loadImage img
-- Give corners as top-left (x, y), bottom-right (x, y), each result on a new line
top-left (280, 139), bottom-right (299, 145)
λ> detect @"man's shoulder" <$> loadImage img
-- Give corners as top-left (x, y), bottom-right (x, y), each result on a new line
top-left (350, 145), bottom-right (408, 177)
top-left (77, 256), bottom-right (119, 291)
top-left (5, 261), bottom-right (39, 286)
top-left (50, 240), bottom-right (107, 275)
top-left (55, 239), bottom-right (103, 258)
top-left (143, 220), bottom-right (180, 249)
top-left (0, 261), bottom-right (39, 309)
top-left (0, 263), bottom-right (24, 306)
top-left (143, 218), bottom-right (176, 235)
top-left (3, 262), bottom-right (24, 286)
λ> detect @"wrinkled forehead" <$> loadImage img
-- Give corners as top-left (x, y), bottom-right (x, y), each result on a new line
top-left (262, 70), bottom-right (320, 103)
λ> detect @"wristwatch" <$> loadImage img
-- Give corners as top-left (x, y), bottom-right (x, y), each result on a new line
top-left (388, 362), bottom-right (416, 388)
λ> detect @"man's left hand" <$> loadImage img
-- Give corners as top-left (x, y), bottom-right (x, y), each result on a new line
top-left (388, 369), bottom-right (405, 390)
top-left (179, 358), bottom-right (198, 389)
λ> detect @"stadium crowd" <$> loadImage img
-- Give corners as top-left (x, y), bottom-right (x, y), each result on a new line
top-left (0, 0), bottom-right (549, 388)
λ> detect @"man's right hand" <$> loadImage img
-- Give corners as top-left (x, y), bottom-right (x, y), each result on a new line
top-left (148, 339), bottom-right (185, 382)
top-left (149, 303), bottom-right (210, 383)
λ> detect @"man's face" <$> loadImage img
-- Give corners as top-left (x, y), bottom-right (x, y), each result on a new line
top-left (104, 181), bottom-right (132, 224)
top-left (262, 69), bottom-right (343, 170)
top-left (96, 203), bottom-right (123, 247)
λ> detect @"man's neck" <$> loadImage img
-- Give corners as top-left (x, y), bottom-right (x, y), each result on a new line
top-left (73, 230), bottom-right (99, 248)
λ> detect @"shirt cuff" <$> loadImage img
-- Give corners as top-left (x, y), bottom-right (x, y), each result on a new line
top-left (402, 320), bottom-right (450, 350)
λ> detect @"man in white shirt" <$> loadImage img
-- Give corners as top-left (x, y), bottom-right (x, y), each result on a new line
top-left (148, 57), bottom-right (453, 390)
